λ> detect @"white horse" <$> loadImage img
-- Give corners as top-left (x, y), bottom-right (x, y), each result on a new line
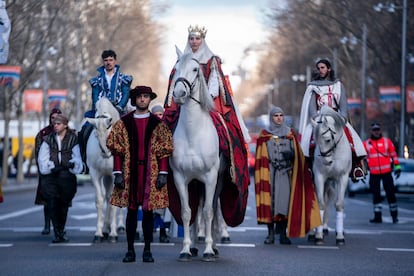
top-left (170, 50), bottom-right (222, 261)
top-left (84, 97), bottom-right (124, 243)
top-left (311, 105), bottom-right (351, 245)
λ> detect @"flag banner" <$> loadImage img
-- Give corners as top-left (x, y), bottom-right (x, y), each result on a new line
top-left (0, 65), bottom-right (21, 88)
top-left (366, 98), bottom-right (381, 120)
top-left (23, 89), bottom-right (43, 113)
top-left (406, 85), bottom-right (414, 113)
top-left (379, 86), bottom-right (400, 114)
top-left (48, 89), bottom-right (67, 110)
top-left (379, 86), bottom-right (400, 102)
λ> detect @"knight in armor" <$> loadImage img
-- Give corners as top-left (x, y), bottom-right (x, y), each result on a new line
top-left (78, 50), bottom-right (133, 172)
top-left (298, 59), bottom-right (367, 182)
top-left (255, 106), bottom-right (321, 244)
top-left (37, 114), bottom-right (84, 243)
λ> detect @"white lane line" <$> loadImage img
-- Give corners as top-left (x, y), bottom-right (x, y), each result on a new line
top-left (377, 248), bottom-right (414, 252)
top-left (297, 245), bottom-right (339, 250)
top-left (49, 243), bottom-right (92, 247)
top-left (0, 243), bottom-right (13, 247)
top-left (71, 213), bottom-right (97, 220)
top-left (0, 206), bottom-right (42, 221)
top-left (217, 243), bottom-right (255, 248)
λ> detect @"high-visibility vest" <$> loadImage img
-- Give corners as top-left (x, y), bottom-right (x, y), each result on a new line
top-left (363, 137), bottom-right (399, 175)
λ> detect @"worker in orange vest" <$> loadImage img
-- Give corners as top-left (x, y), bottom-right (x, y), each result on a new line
top-left (363, 122), bottom-right (401, 224)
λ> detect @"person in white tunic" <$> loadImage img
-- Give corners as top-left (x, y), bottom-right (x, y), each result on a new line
top-left (298, 59), bottom-right (366, 182)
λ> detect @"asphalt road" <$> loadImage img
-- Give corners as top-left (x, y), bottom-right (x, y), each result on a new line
top-left (1, 177), bottom-right (414, 276)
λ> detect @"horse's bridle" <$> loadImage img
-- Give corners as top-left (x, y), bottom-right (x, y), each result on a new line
top-left (173, 58), bottom-right (201, 105)
top-left (317, 121), bottom-right (344, 157)
top-left (94, 114), bottom-right (112, 158)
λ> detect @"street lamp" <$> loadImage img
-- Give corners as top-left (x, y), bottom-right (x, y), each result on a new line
top-left (291, 74), bottom-right (306, 115)
top-left (340, 25), bottom-right (368, 140)
top-left (374, 0), bottom-right (407, 157)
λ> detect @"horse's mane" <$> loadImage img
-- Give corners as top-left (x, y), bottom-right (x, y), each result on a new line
top-left (314, 105), bottom-right (346, 137)
top-left (176, 53), bottom-right (215, 112)
top-left (95, 97), bottom-right (120, 122)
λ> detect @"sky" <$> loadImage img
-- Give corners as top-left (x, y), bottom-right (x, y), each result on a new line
top-left (156, 0), bottom-right (270, 88)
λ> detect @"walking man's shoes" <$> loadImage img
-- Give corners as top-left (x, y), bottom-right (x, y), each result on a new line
top-left (122, 250), bottom-right (136, 263)
top-left (142, 250), bottom-right (154, 263)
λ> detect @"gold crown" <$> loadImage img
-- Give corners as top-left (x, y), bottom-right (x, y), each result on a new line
top-left (188, 25), bottom-right (207, 38)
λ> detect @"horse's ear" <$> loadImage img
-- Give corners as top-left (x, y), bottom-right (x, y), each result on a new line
top-left (175, 45), bottom-right (183, 59)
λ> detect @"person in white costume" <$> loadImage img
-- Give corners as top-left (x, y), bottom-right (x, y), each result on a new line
top-left (298, 59), bottom-right (366, 182)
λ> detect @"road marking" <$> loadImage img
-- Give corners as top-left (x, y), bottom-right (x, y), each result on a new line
top-left (217, 243), bottom-right (255, 248)
top-left (49, 243), bottom-right (92, 247)
top-left (297, 245), bottom-right (339, 250)
top-left (0, 206), bottom-right (42, 221)
top-left (133, 242), bottom-right (256, 248)
top-left (0, 243), bottom-right (13, 247)
top-left (71, 213), bottom-right (97, 220)
top-left (377, 248), bottom-right (414, 252)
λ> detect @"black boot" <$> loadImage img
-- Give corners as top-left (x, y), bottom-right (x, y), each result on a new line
top-left (369, 212), bottom-right (382, 223)
top-left (41, 206), bottom-right (51, 235)
top-left (159, 228), bottom-right (170, 243)
top-left (122, 250), bottom-right (136, 263)
top-left (391, 210), bottom-right (398, 224)
top-left (264, 223), bottom-right (274, 244)
top-left (279, 221), bottom-right (291, 245)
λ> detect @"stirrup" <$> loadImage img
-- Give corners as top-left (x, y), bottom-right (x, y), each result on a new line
top-left (352, 167), bottom-right (365, 181)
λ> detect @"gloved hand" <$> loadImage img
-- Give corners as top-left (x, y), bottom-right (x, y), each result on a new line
top-left (51, 165), bottom-right (64, 174)
top-left (156, 173), bottom-right (168, 190)
top-left (114, 173), bottom-right (125, 189)
top-left (394, 168), bottom-right (401, 179)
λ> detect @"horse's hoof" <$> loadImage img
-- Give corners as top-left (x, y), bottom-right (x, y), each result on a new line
top-left (102, 232), bottom-right (109, 240)
top-left (336, 239), bottom-right (345, 246)
top-left (307, 234), bottom-right (315, 242)
top-left (221, 237), bottom-right (231, 244)
top-left (197, 236), bottom-right (205, 243)
top-left (93, 235), bottom-right (103, 243)
top-left (190, 247), bottom-right (198, 257)
top-left (108, 236), bottom-right (118, 243)
top-left (117, 226), bottom-right (125, 234)
top-left (202, 253), bottom-right (216, 262)
top-left (315, 238), bottom-right (324, 245)
top-left (323, 228), bottom-right (329, 235)
top-left (178, 253), bottom-right (192, 262)
top-left (213, 248), bottom-right (219, 258)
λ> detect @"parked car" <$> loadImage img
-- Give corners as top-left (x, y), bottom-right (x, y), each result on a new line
top-left (347, 158), bottom-right (414, 197)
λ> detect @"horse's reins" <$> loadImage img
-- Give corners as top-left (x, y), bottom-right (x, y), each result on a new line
top-left (174, 58), bottom-right (201, 105)
top-left (94, 114), bottom-right (112, 158)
